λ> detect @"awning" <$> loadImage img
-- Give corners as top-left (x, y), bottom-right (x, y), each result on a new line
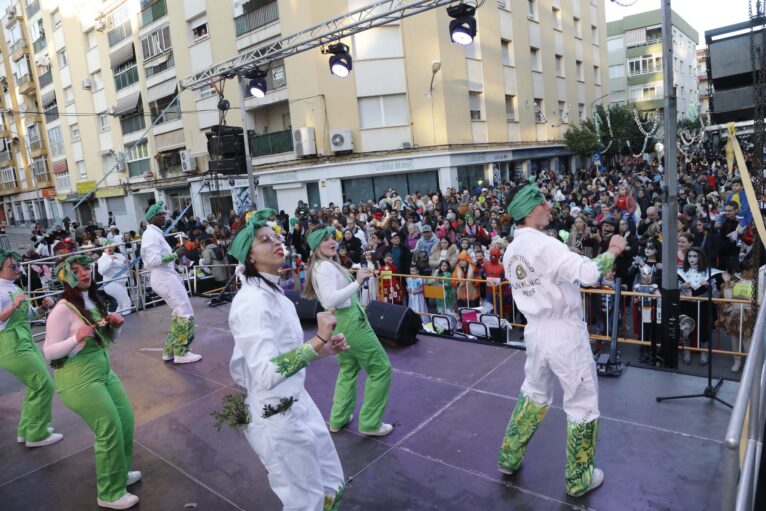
top-left (113, 91), bottom-right (141, 116)
top-left (145, 51), bottom-right (171, 68)
top-left (109, 43), bottom-right (135, 69)
top-left (147, 79), bottom-right (176, 103)
top-left (154, 128), bottom-right (184, 151)
top-left (41, 89), bottom-right (55, 106)
top-left (52, 159), bottom-right (68, 175)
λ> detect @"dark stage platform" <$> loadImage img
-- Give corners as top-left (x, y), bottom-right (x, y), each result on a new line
top-left (0, 299), bottom-right (735, 510)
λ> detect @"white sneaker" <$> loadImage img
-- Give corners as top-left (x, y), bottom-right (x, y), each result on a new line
top-left (18, 426), bottom-right (54, 444)
top-left (173, 352), bottom-right (202, 364)
top-left (498, 466), bottom-right (515, 475)
top-left (161, 354), bottom-right (174, 362)
top-left (570, 468), bottom-right (604, 497)
top-left (97, 492), bottom-right (139, 509)
top-left (329, 414), bottom-right (353, 433)
top-left (360, 423), bottom-right (393, 437)
top-left (126, 471), bottom-right (142, 486)
top-left (731, 357), bottom-right (742, 373)
top-left (25, 432), bottom-right (63, 448)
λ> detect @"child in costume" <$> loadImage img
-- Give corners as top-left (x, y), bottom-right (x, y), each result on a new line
top-left (406, 263), bottom-right (427, 319)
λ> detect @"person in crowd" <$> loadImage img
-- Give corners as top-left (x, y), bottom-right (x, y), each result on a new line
top-left (140, 202), bottom-right (201, 364)
top-left (716, 201), bottom-right (744, 270)
top-left (200, 237), bottom-right (228, 285)
top-left (97, 241), bottom-right (132, 316)
top-left (44, 256), bottom-right (138, 510)
top-left (568, 215), bottom-right (598, 258)
top-left (227, 210), bottom-right (348, 510)
top-left (413, 224), bottom-right (437, 255)
top-left (453, 251), bottom-right (480, 309)
top-left (433, 259), bottom-right (456, 316)
top-left (429, 236), bottom-right (458, 270)
top-left (719, 260), bottom-right (756, 373)
top-left (405, 223), bottom-right (421, 251)
top-left (677, 232), bottom-right (694, 267)
top-left (341, 228), bottom-right (362, 264)
top-left (498, 179), bottom-right (627, 497)
top-left (0, 250), bottom-right (60, 448)
top-left (303, 225), bottom-right (394, 437)
top-left (406, 263), bottom-right (427, 318)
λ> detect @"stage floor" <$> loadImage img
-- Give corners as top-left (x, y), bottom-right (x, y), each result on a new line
top-left (0, 299), bottom-right (735, 510)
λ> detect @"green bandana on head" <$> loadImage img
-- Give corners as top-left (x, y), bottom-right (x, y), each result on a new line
top-left (0, 249), bottom-right (21, 269)
top-left (54, 255), bottom-right (94, 288)
top-left (103, 240), bottom-right (115, 247)
top-left (228, 208), bottom-right (279, 263)
top-left (506, 178), bottom-right (546, 222)
top-left (144, 201), bottom-right (165, 222)
top-left (307, 226), bottom-right (337, 253)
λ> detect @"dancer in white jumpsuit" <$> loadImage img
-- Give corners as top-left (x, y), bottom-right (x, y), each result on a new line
top-left (140, 202), bottom-right (201, 364)
top-left (498, 180), bottom-right (627, 497)
top-left (98, 241), bottom-right (132, 316)
top-left (227, 209), bottom-right (348, 511)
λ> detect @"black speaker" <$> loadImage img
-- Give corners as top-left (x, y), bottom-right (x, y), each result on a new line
top-left (365, 301), bottom-right (421, 346)
top-left (284, 290), bottom-right (322, 321)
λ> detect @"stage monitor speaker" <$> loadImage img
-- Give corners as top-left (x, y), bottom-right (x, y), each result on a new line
top-left (365, 301), bottom-right (421, 346)
top-left (284, 290), bottom-right (322, 321)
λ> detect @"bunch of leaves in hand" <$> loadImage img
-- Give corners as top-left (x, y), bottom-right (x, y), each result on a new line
top-left (211, 392), bottom-right (251, 432)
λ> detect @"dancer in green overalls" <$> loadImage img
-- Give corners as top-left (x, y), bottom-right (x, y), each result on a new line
top-left (43, 256), bottom-right (140, 510)
top-left (303, 226), bottom-right (394, 436)
top-left (0, 249), bottom-right (60, 447)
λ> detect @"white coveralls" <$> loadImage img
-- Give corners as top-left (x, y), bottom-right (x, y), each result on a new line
top-left (229, 273), bottom-right (344, 511)
top-left (499, 226), bottom-right (611, 497)
top-left (97, 252), bottom-right (132, 315)
top-left (140, 224), bottom-right (194, 357)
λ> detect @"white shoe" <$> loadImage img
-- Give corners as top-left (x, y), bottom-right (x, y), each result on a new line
top-left (126, 471), bottom-right (142, 486)
top-left (161, 354), bottom-right (174, 362)
top-left (731, 357), bottom-right (743, 373)
top-left (570, 468), bottom-right (604, 497)
top-left (97, 492), bottom-right (139, 509)
top-left (360, 423), bottom-right (393, 437)
top-left (174, 352), bottom-right (202, 364)
top-left (329, 414), bottom-right (353, 433)
top-left (18, 426), bottom-right (54, 444)
top-left (498, 466), bottom-right (515, 475)
top-left (25, 432), bottom-right (63, 448)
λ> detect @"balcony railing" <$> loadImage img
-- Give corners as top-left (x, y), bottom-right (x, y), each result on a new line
top-left (32, 35), bottom-right (45, 53)
top-left (140, 0), bottom-right (167, 28)
top-left (25, 0), bottom-right (40, 17)
top-left (44, 106), bottom-right (58, 122)
top-left (38, 69), bottom-right (52, 88)
top-left (235, 0), bottom-right (278, 37)
top-left (248, 129), bottom-right (293, 157)
top-left (151, 102), bottom-right (181, 124)
top-left (0, 150), bottom-right (12, 162)
top-left (120, 113), bottom-right (146, 135)
top-left (629, 65), bottom-right (663, 77)
top-left (10, 39), bottom-right (26, 54)
top-left (108, 19), bottom-right (132, 47)
top-left (0, 181), bottom-right (19, 192)
top-left (114, 65), bottom-right (139, 91)
top-left (29, 139), bottom-right (43, 152)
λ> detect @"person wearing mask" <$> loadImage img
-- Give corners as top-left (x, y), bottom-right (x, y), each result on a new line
top-left (498, 180), bottom-right (627, 497)
top-left (140, 202), bottom-right (201, 364)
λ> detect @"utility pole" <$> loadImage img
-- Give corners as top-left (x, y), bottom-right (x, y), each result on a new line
top-left (660, 0), bottom-right (680, 368)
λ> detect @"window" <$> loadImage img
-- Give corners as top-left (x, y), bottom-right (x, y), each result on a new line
top-left (528, 0), bottom-right (537, 19)
top-left (141, 25), bottom-right (172, 61)
top-left (530, 47), bottom-right (541, 72)
top-left (578, 103), bottom-right (585, 122)
top-left (592, 25), bottom-right (598, 45)
top-left (607, 38), bottom-right (624, 52)
top-left (558, 101), bottom-right (567, 122)
top-left (552, 7), bottom-right (562, 30)
top-left (534, 98), bottom-right (545, 123)
top-left (77, 160), bottom-right (86, 178)
top-left (64, 86), bottom-right (74, 104)
top-left (609, 64), bottom-right (625, 78)
top-left (47, 126), bottom-right (63, 156)
top-left (1, 167), bottom-right (16, 184)
top-left (43, 99), bottom-right (58, 122)
top-left (99, 113), bottom-right (110, 132)
top-left (576, 60), bottom-right (584, 81)
top-left (642, 86), bottom-right (657, 100)
top-left (574, 17), bottom-right (582, 38)
top-left (113, 58), bottom-right (138, 91)
top-left (501, 39), bottom-right (514, 66)
top-left (505, 95), bottom-right (516, 122)
top-left (469, 92), bottom-right (483, 120)
top-left (594, 65), bottom-right (601, 85)
top-left (87, 29), bottom-right (97, 49)
top-left (57, 49), bottom-right (68, 67)
top-left (357, 94), bottom-right (409, 129)
top-left (71, 125), bottom-right (80, 142)
top-left (27, 124), bottom-right (40, 143)
top-left (150, 92), bottom-right (181, 124)
top-left (51, 10), bottom-right (63, 28)
top-left (127, 141), bottom-right (151, 177)
top-left (158, 151), bottom-right (181, 175)
top-left (555, 54), bottom-right (564, 77)
top-left (628, 54), bottom-right (662, 76)
top-left (192, 21), bottom-right (208, 41)
top-left (198, 85), bottom-right (216, 99)
top-left (120, 111), bottom-right (146, 135)
top-left (144, 52), bottom-right (174, 77)
top-left (55, 172), bottom-right (70, 190)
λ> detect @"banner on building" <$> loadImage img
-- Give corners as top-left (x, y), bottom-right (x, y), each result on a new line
top-left (76, 181), bottom-right (96, 194)
top-left (41, 188), bottom-right (57, 198)
top-left (233, 187), bottom-right (252, 214)
top-left (95, 187), bottom-right (125, 198)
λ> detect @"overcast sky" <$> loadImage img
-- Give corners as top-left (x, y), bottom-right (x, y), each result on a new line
top-left (605, 0), bottom-right (752, 45)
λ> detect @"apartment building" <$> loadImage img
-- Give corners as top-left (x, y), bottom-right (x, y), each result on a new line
top-left (606, 9), bottom-right (699, 119)
top-left (0, 0), bottom-right (609, 227)
top-left (696, 47), bottom-right (709, 123)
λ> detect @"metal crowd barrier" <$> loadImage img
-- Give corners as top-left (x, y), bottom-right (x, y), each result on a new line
top-left (722, 299), bottom-right (766, 511)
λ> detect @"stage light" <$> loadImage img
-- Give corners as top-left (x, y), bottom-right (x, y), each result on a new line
top-left (447, 4), bottom-right (477, 46)
top-left (326, 43), bottom-right (352, 78)
top-left (244, 69), bottom-right (267, 98)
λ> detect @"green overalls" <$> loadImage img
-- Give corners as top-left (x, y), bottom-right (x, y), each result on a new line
top-left (329, 285), bottom-right (392, 432)
top-left (0, 292), bottom-right (54, 443)
top-left (53, 303), bottom-right (134, 502)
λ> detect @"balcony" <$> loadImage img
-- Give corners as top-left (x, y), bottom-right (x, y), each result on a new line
top-left (120, 113), bottom-right (146, 135)
top-left (0, 181), bottom-right (19, 195)
top-left (38, 68), bottom-right (52, 88)
top-left (34, 172), bottom-right (53, 187)
top-left (17, 74), bottom-right (35, 95)
top-left (32, 35), bottom-right (45, 53)
top-left (248, 129), bottom-right (293, 157)
top-left (44, 106), bottom-right (59, 123)
top-left (628, 65), bottom-right (663, 78)
top-left (25, 0), bottom-right (40, 17)
top-left (0, 150), bottom-right (12, 163)
top-left (114, 65), bottom-right (139, 91)
top-left (108, 20), bottom-right (132, 47)
top-left (29, 139), bottom-right (46, 156)
top-left (10, 39), bottom-right (27, 60)
top-left (151, 102), bottom-right (181, 124)
top-left (235, 0), bottom-right (278, 37)
top-left (140, 0), bottom-right (167, 28)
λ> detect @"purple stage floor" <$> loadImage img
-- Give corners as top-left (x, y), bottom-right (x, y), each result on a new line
top-left (0, 298), bottom-right (735, 510)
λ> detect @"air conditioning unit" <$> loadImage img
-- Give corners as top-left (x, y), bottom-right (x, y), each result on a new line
top-left (180, 149), bottom-right (196, 173)
top-left (293, 127), bottom-right (316, 158)
top-left (35, 55), bottom-right (50, 67)
top-left (94, 20), bottom-right (106, 32)
top-left (329, 129), bottom-right (353, 154)
top-left (81, 78), bottom-right (92, 90)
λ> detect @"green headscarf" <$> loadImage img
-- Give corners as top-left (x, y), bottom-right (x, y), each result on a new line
top-left (506, 178), bottom-right (546, 222)
top-left (0, 249), bottom-right (21, 269)
top-left (144, 201), bottom-right (165, 222)
top-left (54, 255), bottom-right (95, 288)
top-left (228, 208), bottom-right (279, 263)
top-left (289, 217), bottom-right (298, 228)
top-left (307, 226), bottom-right (337, 253)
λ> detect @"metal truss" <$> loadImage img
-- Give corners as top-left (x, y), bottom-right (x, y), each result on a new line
top-left (750, 0), bottom-right (765, 309)
top-left (179, 0), bottom-right (465, 91)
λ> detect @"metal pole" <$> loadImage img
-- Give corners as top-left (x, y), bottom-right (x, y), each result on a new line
top-left (238, 77), bottom-right (257, 210)
top-left (660, 0), bottom-right (680, 368)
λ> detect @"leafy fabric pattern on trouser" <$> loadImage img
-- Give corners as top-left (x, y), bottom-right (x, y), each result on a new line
top-left (164, 315), bottom-right (195, 357)
top-left (565, 418), bottom-right (599, 497)
top-left (324, 483), bottom-right (345, 511)
top-left (497, 393), bottom-right (549, 471)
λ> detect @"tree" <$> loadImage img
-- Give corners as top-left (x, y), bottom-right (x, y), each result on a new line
top-left (591, 104), bottom-right (653, 159)
top-left (564, 123), bottom-right (599, 161)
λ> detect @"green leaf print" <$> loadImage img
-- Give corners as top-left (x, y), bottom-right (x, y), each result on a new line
top-left (497, 393), bottom-right (549, 471)
top-left (565, 419), bottom-right (599, 496)
top-left (271, 343), bottom-right (318, 378)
